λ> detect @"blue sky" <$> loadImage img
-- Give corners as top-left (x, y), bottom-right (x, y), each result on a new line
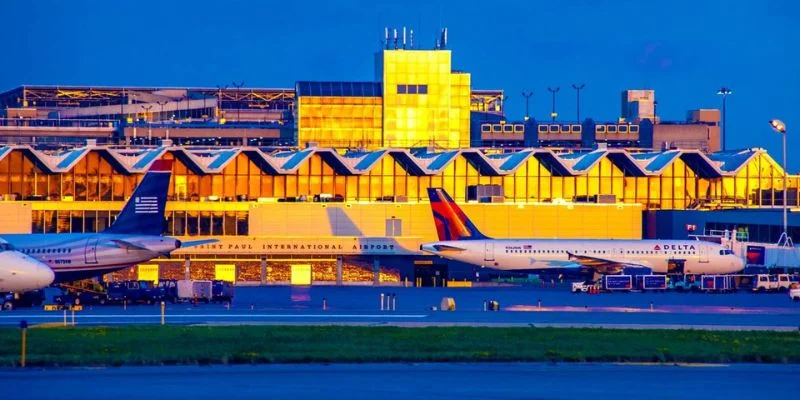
top-left (3, 0), bottom-right (799, 168)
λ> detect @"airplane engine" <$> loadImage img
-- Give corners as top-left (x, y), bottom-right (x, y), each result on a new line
top-left (0, 247), bottom-right (55, 292)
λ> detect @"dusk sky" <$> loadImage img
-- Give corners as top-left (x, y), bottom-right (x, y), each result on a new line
top-left (4, 0), bottom-right (799, 168)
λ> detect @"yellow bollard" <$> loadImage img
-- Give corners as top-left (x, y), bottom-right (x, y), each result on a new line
top-left (160, 302), bottom-right (165, 325)
top-left (19, 320), bottom-right (28, 368)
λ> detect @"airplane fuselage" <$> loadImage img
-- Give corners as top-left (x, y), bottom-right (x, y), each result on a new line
top-left (421, 239), bottom-right (744, 275)
top-left (0, 233), bottom-right (181, 282)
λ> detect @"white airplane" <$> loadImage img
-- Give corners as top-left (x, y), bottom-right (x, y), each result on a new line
top-left (0, 238), bottom-right (55, 292)
top-left (420, 188), bottom-right (744, 276)
top-left (0, 160), bottom-right (214, 285)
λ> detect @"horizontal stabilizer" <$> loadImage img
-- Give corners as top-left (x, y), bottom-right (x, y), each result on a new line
top-left (432, 244), bottom-right (466, 253)
top-left (180, 239), bottom-right (219, 248)
top-left (109, 239), bottom-right (150, 251)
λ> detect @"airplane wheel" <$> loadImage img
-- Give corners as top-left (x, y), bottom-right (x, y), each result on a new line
top-left (2, 302), bottom-right (13, 311)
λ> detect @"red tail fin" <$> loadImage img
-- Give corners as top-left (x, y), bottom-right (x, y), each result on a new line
top-left (427, 188), bottom-right (488, 241)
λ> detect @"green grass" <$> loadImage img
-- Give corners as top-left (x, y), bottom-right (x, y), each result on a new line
top-left (1, 325), bottom-right (799, 367)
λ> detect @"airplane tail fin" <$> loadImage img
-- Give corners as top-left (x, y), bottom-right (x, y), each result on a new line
top-left (426, 188), bottom-right (489, 241)
top-left (105, 160), bottom-right (172, 236)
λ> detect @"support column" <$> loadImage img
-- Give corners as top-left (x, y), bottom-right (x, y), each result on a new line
top-left (260, 257), bottom-right (267, 284)
top-left (184, 257), bottom-right (190, 280)
top-left (373, 257), bottom-right (380, 286)
top-left (336, 256), bottom-right (343, 286)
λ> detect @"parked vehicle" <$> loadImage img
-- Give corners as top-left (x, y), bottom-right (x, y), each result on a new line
top-left (53, 289), bottom-right (107, 306)
top-left (603, 275), bottom-right (632, 291)
top-left (753, 274), bottom-right (779, 292)
top-left (177, 280), bottom-right (212, 303)
top-left (700, 275), bottom-right (736, 292)
top-left (0, 290), bottom-right (44, 310)
top-left (635, 275), bottom-right (667, 291)
top-left (212, 280), bottom-right (234, 303)
top-left (158, 279), bottom-right (178, 303)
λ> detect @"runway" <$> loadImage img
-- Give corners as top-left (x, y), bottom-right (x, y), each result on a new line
top-left (3, 363), bottom-right (798, 400)
top-left (1, 286), bottom-right (798, 329)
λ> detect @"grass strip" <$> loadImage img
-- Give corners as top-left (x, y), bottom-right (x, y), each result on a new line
top-left (1, 325), bottom-right (798, 367)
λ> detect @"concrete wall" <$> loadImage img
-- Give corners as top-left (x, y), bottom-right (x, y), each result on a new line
top-left (0, 202), bottom-right (33, 233)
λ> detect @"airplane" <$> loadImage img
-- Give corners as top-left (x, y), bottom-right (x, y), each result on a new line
top-left (0, 160), bottom-right (215, 284)
top-left (420, 188), bottom-right (744, 276)
top-left (0, 238), bottom-right (55, 292)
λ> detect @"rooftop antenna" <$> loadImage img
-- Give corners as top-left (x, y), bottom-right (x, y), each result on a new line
top-left (435, 38), bottom-right (441, 50)
top-left (441, 27), bottom-right (448, 49)
top-left (409, 29), bottom-right (414, 49)
top-left (402, 26), bottom-right (407, 49)
top-left (393, 28), bottom-right (398, 49)
top-left (383, 27), bottom-right (389, 50)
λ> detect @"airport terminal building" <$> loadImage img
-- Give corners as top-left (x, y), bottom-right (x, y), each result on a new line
top-left (0, 31), bottom-right (797, 284)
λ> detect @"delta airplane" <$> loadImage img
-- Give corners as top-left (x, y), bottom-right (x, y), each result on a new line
top-left (0, 160), bottom-right (214, 284)
top-left (0, 238), bottom-right (55, 292)
top-left (420, 188), bottom-right (744, 276)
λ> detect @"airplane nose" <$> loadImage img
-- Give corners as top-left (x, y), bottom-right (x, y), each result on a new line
top-left (175, 239), bottom-right (182, 249)
top-left (36, 263), bottom-right (55, 287)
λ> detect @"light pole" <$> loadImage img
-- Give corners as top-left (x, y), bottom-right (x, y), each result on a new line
top-left (547, 87), bottom-right (560, 122)
top-left (156, 101), bottom-right (168, 143)
top-left (140, 104), bottom-right (153, 143)
top-left (571, 83), bottom-right (585, 122)
top-left (216, 84), bottom-right (228, 121)
top-left (717, 87), bottom-right (733, 151)
top-left (232, 81), bottom-right (245, 122)
top-left (769, 119), bottom-right (791, 246)
top-left (521, 91), bottom-right (533, 120)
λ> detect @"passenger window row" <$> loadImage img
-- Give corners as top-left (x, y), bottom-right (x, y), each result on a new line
top-left (22, 248), bottom-right (72, 255)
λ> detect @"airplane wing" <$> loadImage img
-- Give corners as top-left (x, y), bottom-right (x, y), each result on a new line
top-left (566, 252), bottom-right (652, 275)
top-left (180, 239), bottom-right (219, 248)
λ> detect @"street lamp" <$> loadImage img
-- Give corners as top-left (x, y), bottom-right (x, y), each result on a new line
top-left (232, 81), bottom-right (245, 122)
top-left (521, 91), bottom-right (533, 121)
top-left (571, 84), bottom-right (585, 122)
top-left (140, 104), bottom-right (153, 143)
top-left (547, 87), bottom-right (560, 122)
top-left (769, 119), bottom-right (791, 246)
top-left (717, 87), bottom-right (733, 151)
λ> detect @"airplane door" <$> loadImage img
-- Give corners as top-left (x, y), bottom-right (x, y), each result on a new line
top-left (699, 244), bottom-right (709, 263)
top-left (484, 242), bottom-right (495, 262)
top-left (85, 237), bottom-right (99, 265)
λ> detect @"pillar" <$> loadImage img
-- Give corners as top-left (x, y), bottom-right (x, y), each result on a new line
top-left (260, 257), bottom-right (267, 284)
top-left (373, 257), bottom-right (380, 286)
top-left (336, 256), bottom-right (343, 286)
top-left (184, 257), bottom-right (190, 280)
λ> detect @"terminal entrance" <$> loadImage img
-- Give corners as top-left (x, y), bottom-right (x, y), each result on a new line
top-left (414, 264), bottom-right (448, 287)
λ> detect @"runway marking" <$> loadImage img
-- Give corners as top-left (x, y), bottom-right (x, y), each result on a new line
top-left (0, 314), bottom-right (429, 319)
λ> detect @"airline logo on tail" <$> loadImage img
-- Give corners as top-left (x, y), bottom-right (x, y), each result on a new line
top-left (134, 196), bottom-right (159, 214)
top-left (106, 159), bottom-right (172, 236)
top-left (427, 188), bottom-right (488, 241)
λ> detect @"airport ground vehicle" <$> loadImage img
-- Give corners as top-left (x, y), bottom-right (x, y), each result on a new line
top-left (0, 290), bottom-right (44, 310)
top-left (789, 284), bottom-right (800, 301)
top-left (106, 280), bottom-right (164, 304)
top-left (53, 289), bottom-right (106, 306)
top-left (158, 279), bottom-right (178, 303)
top-left (212, 280), bottom-right (234, 303)
top-left (700, 275), bottom-right (736, 292)
top-left (177, 280), bottom-right (212, 303)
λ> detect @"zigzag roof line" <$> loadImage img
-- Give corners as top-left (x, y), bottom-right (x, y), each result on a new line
top-left (0, 145), bottom-right (777, 178)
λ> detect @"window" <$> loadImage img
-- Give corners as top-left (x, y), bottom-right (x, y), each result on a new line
top-left (408, 85), bottom-right (417, 94)
top-left (418, 85), bottom-right (428, 94)
top-left (397, 85), bottom-right (407, 94)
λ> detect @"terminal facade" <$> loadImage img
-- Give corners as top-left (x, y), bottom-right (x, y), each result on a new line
top-left (0, 30), bottom-right (795, 283)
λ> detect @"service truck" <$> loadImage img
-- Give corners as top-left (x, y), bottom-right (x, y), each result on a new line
top-left (177, 280), bottom-right (212, 303)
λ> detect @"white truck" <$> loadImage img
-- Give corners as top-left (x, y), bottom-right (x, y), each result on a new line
top-left (789, 283), bottom-right (800, 302)
top-left (176, 280), bottom-right (212, 303)
top-left (753, 274), bottom-right (795, 292)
